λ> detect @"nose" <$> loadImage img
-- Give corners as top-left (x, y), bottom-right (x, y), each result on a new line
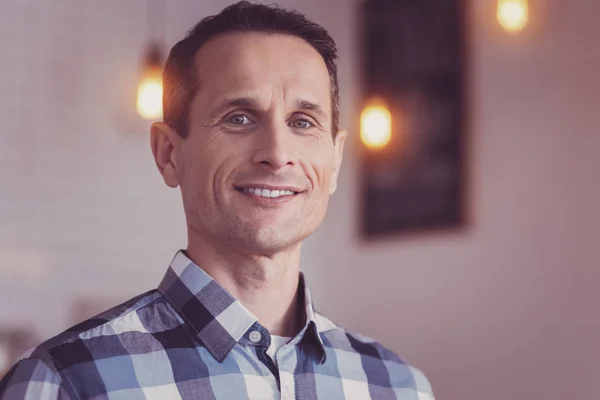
top-left (251, 121), bottom-right (297, 170)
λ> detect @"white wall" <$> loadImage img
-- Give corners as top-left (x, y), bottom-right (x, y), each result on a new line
top-left (0, 0), bottom-right (598, 399)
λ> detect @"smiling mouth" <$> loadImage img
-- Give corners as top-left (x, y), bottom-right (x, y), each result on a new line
top-left (234, 186), bottom-right (301, 199)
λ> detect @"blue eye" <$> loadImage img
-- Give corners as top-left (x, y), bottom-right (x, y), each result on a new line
top-left (229, 114), bottom-right (252, 125)
top-left (292, 119), bottom-right (313, 129)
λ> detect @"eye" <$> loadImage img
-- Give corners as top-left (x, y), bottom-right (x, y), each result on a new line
top-left (290, 118), bottom-right (313, 129)
top-left (228, 114), bottom-right (253, 125)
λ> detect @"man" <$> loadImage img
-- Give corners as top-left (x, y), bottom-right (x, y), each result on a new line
top-left (0, 2), bottom-right (435, 399)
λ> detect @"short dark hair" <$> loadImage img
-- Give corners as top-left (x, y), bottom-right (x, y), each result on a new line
top-left (162, 1), bottom-right (340, 138)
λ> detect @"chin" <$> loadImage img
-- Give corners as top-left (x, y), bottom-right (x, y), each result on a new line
top-left (236, 225), bottom-right (305, 254)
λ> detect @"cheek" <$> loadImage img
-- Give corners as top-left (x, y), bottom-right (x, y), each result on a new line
top-left (182, 140), bottom-right (248, 198)
top-left (179, 149), bottom-right (214, 203)
top-left (304, 149), bottom-right (336, 191)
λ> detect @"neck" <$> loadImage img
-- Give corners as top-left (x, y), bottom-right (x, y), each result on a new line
top-left (186, 230), bottom-right (304, 337)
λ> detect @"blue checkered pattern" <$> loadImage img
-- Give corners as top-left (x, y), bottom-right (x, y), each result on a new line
top-left (0, 251), bottom-right (435, 399)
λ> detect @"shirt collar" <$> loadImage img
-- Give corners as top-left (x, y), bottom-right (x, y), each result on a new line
top-left (158, 251), bottom-right (326, 363)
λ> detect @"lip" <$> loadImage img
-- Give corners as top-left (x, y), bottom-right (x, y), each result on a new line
top-left (234, 185), bottom-right (303, 206)
top-left (234, 183), bottom-right (305, 193)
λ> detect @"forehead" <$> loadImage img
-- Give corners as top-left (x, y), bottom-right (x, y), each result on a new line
top-left (192, 32), bottom-right (331, 112)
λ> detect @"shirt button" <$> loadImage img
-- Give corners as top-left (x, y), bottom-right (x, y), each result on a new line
top-left (249, 330), bottom-right (262, 343)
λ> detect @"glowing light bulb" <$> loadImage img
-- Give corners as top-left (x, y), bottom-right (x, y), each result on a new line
top-left (497, 0), bottom-right (529, 33)
top-left (360, 104), bottom-right (392, 150)
top-left (136, 66), bottom-right (163, 120)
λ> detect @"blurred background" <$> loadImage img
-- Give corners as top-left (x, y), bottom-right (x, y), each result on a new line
top-left (0, 0), bottom-right (599, 399)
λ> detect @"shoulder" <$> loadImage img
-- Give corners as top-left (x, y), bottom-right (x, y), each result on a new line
top-left (0, 357), bottom-right (73, 399)
top-left (1, 290), bottom-right (174, 398)
top-left (314, 311), bottom-right (403, 362)
top-left (18, 289), bottom-right (169, 374)
top-left (315, 312), bottom-right (436, 399)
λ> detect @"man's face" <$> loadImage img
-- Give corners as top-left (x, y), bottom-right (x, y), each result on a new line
top-left (162, 32), bottom-right (345, 255)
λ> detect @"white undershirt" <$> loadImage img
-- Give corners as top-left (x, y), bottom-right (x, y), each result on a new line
top-left (266, 335), bottom-right (292, 363)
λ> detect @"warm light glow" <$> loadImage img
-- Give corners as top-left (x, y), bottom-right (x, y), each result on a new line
top-left (136, 67), bottom-right (163, 120)
top-left (360, 104), bottom-right (392, 149)
top-left (497, 0), bottom-right (529, 33)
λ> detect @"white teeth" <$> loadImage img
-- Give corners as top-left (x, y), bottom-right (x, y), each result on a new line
top-left (241, 188), bottom-right (297, 198)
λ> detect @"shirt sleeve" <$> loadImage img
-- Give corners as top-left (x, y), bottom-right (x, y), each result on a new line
top-left (408, 365), bottom-right (436, 400)
top-left (0, 358), bottom-right (74, 400)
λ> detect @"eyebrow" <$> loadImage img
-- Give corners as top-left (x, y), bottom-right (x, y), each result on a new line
top-left (208, 97), bottom-right (328, 120)
top-left (294, 99), bottom-right (328, 120)
top-left (209, 97), bottom-right (261, 119)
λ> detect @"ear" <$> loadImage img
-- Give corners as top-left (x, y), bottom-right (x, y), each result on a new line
top-left (150, 122), bottom-right (181, 188)
top-left (329, 129), bottom-right (347, 195)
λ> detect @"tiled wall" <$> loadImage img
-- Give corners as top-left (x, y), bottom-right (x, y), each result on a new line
top-left (0, 0), bottom-right (191, 337)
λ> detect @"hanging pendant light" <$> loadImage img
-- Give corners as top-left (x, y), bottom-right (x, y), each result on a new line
top-left (360, 98), bottom-right (393, 150)
top-left (360, 102), bottom-right (392, 150)
top-left (497, 0), bottom-right (529, 33)
top-left (137, 0), bottom-right (165, 120)
top-left (136, 44), bottom-right (163, 120)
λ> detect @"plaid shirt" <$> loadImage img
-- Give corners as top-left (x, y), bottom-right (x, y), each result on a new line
top-left (0, 251), bottom-right (435, 399)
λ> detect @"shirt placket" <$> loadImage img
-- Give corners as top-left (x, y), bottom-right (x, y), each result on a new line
top-left (275, 344), bottom-right (296, 400)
